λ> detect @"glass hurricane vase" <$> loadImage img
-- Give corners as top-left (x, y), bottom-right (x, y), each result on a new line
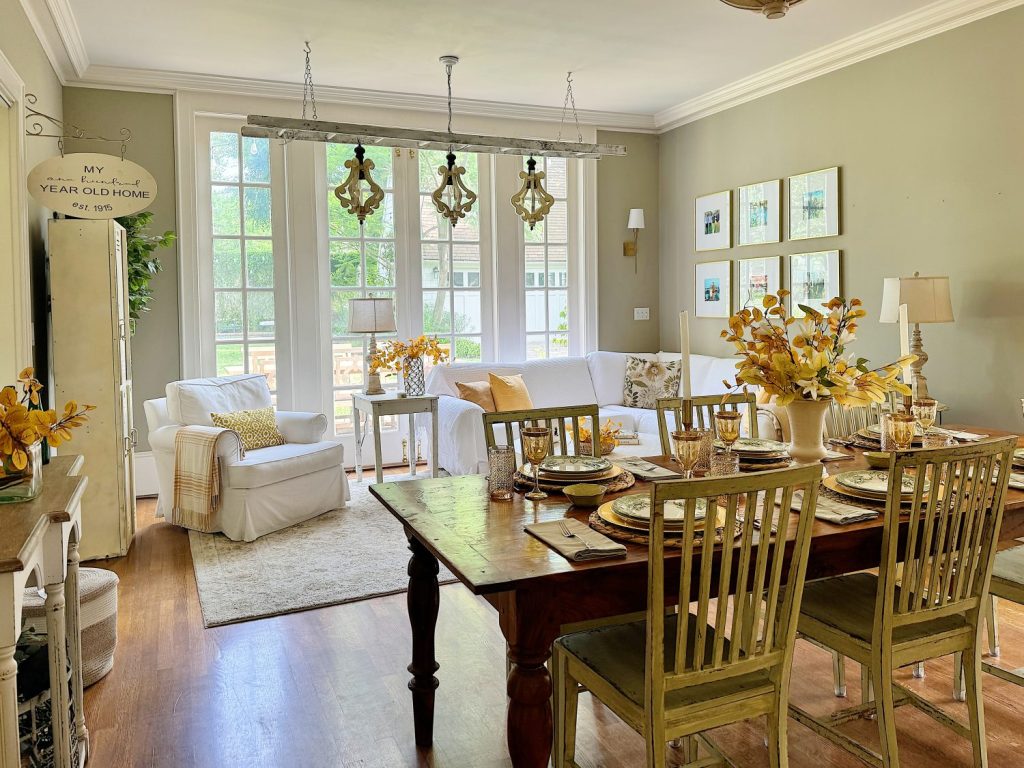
top-left (403, 357), bottom-right (426, 397)
top-left (0, 443), bottom-right (43, 504)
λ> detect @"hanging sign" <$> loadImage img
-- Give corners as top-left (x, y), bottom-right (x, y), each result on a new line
top-left (27, 152), bottom-right (157, 219)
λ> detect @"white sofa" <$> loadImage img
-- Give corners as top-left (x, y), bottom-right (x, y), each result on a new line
top-left (144, 374), bottom-right (349, 541)
top-left (422, 351), bottom-right (764, 476)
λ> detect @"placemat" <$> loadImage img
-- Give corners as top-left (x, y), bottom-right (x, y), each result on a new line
top-left (514, 468), bottom-right (636, 494)
top-left (588, 510), bottom-right (740, 549)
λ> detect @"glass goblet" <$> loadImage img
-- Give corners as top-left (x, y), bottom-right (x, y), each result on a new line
top-left (912, 398), bottom-right (938, 438)
top-left (888, 413), bottom-right (916, 451)
top-left (671, 430), bottom-right (704, 479)
top-left (714, 411), bottom-right (743, 455)
top-left (521, 427), bottom-right (551, 501)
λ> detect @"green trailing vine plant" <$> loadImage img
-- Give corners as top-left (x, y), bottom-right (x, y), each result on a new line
top-left (115, 212), bottom-right (176, 334)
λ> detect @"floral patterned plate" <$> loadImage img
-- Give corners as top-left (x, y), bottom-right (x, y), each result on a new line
top-left (537, 455), bottom-right (612, 476)
top-left (713, 437), bottom-right (788, 455)
top-left (835, 470), bottom-right (926, 496)
top-left (612, 493), bottom-right (706, 524)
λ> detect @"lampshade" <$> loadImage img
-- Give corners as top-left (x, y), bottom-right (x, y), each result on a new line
top-left (348, 297), bottom-right (397, 333)
top-left (879, 275), bottom-right (954, 324)
top-left (627, 208), bottom-right (645, 230)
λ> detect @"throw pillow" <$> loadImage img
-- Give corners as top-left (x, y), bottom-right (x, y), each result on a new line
top-left (489, 373), bottom-right (534, 411)
top-left (622, 356), bottom-right (682, 410)
top-left (210, 406), bottom-right (286, 451)
top-left (456, 381), bottom-right (496, 413)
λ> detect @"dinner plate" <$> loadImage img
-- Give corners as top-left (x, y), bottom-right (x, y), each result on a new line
top-left (537, 455), bottom-right (611, 476)
top-left (835, 469), bottom-right (925, 496)
top-left (713, 437), bottom-right (788, 454)
top-left (522, 464), bottom-right (624, 484)
top-left (734, 451), bottom-right (791, 463)
top-left (859, 426), bottom-right (923, 445)
top-left (612, 493), bottom-right (706, 524)
top-left (740, 461), bottom-right (792, 472)
top-left (596, 501), bottom-right (725, 536)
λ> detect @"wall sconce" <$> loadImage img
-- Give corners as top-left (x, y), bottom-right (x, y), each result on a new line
top-left (623, 208), bottom-right (645, 273)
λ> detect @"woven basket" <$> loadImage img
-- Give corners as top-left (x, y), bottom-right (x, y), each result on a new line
top-left (23, 567), bottom-right (119, 687)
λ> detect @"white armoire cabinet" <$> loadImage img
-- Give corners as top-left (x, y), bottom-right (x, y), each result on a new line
top-left (49, 219), bottom-right (137, 560)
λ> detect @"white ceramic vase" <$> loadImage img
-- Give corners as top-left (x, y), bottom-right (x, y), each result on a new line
top-left (785, 398), bottom-right (830, 464)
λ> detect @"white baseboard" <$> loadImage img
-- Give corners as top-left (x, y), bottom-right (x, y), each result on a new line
top-left (133, 450), bottom-right (159, 498)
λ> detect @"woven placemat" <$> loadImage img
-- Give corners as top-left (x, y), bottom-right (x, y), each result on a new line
top-left (817, 482), bottom-right (887, 510)
top-left (514, 469), bottom-right (636, 495)
top-left (588, 511), bottom-right (741, 549)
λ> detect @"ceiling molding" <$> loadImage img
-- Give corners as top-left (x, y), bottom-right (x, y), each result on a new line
top-left (17, 0), bottom-right (89, 83)
top-left (655, 0), bottom-right (1024, 131)
top-left (72, 65), bottom-right (659, 132)
top-left (45, 0), bottom-right (89, 77)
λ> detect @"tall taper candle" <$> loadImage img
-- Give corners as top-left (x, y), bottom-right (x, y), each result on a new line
top-left (680, 310), bottom-right (692, 400)
top-left (898, 303), bottom-right (911, 383)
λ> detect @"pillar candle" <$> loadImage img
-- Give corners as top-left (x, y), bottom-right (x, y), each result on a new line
top-left (680, 310), bottom-right (692, 400)
top-left (898, 303), bottom-right (912, 384)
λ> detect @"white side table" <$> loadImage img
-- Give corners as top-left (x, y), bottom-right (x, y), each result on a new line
top-left (352, 393), bottom-right (439, 484)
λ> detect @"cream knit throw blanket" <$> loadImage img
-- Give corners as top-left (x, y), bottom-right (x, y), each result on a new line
top-left (172, 426), bottom-right (245, 533)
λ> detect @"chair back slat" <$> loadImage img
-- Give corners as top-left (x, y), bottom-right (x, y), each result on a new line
top-left (825, 392), bottom-right (900, 439)
top-left (482, 405), bottom-right (600, 461)
top-left (879, 437), bottom-right (1015, 633)
top-left (655, 393), bottom-right (759, 455)
top-left (646, 464), bottom-right (821, 702)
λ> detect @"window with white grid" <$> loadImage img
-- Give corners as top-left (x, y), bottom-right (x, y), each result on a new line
top-left (523, 157), bottom-right (570, 359)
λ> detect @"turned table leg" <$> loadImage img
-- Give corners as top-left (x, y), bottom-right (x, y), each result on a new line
top-left (0, 643), bottom-right (18, 768)
top-left (66, 541), bottom-right (88, 762)
top-left (45, 582), bottom-right (72, 768)
top-left (406, 533), bottom-right (440, 748)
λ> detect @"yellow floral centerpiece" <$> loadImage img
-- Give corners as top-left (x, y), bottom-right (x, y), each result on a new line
top-left (1, 367), bottom-right (95, 502)
top-left (369, 335), bottom-right (449, 396)
top-left (720, 292), bottom-right (913, 462)
top-left (573, 418), bottom-right (622, 457)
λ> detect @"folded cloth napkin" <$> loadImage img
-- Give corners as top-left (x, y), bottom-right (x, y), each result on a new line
top-left (822, 449), bottom-right (855, 462)
top-left (525, 519), bottom-right (628, 562)
top-left (1010, 472), bottom-right (1024, 491)
top-left (789, 489), bottom-right (879, 525)
top-left (615, 457), bottom-right (681, 480)
top-left (934, 428), bottom-right (988, 442)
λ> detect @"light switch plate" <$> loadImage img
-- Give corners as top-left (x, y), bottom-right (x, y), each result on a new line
top-left (634, 307), bottom-right (650, 321)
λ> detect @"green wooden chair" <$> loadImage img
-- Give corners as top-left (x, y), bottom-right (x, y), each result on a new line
top-left (482, 404), bottom-right (600, 458)
top-left (655, 393), bottom-right (759, 456)
top-left (553, 463), bottom-right (823, 768)
top-left (790, 436), bottom-right (1017, 768)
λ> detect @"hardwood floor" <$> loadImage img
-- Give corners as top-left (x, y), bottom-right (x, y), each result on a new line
top-left (82, 489), bottom-right (1024, 767)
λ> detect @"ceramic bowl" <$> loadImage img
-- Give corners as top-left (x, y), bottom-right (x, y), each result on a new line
top-left (563, 483), bottom-right (607, 508)
top-left (863, 451), bottom-right (891, 469)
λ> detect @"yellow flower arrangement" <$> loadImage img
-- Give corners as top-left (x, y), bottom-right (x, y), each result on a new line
top-left (0, 367), bottom-right (95, 476)
top-left (573, 418), bottom-right (622, 455)
top-left (369, 335), bottom-right (450, 378)
top-left (720, 291), bottom-right (914, 407)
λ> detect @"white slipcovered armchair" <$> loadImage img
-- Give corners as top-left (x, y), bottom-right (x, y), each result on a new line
top-left (144, 374), bottom-right (349, 541)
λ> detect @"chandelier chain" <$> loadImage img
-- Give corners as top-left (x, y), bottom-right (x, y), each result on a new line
top-left (558, 71), bottom-right (582, 143)
top-left (446, 61), bottom-right (454, 136)
top-left (302, 41), bottom-right (318, 120)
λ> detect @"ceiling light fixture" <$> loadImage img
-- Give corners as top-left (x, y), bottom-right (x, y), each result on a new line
top-left (720, 0), bottom-right (805, 20)
top-left (334, 143), bottom-right (385, 225)
top-left (430, 55), bottom-right (477, 228)
top-left (510, 156), bottom-right (555, 230)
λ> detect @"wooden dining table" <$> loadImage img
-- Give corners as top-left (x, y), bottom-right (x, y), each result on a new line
top-left (368, 425), bottom-right (1024, 768)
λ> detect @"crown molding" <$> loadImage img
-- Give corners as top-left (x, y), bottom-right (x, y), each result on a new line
top-left (18, 0), bottom-right (89, 83)
top-left (655, 0), bottom-right (1024, 131)
top-left (72, 65), bottom-right (659, 132)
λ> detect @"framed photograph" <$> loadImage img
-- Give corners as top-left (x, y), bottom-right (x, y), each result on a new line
top-left (737, 179), bottom-right (781, 246)
top-left (737, 256), bottom-right (781, 308)
top-left (788, 250), bottom-right (841, 316)
top-left (695, 260), bottom-right (732, 318)
top-left (695, 190), bottom-right (731, 252)
top-left (788, 167), bottom-right (840, 240)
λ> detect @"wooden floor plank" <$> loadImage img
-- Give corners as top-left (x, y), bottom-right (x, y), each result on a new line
top-left (82, 491), bottom-right (1024, 767)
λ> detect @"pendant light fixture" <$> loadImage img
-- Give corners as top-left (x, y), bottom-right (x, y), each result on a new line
top-left (719, 0), bottom-right (805, 19)
top-left (334, 143), bottom-right (385, 225)
top-left (430, 56), bottom-right (477, 227)
top-left (510, 156), bottom-right (554, 230)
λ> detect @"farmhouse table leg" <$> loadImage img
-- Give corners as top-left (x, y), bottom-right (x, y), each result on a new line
top-left (66, 540), bottom-right (88, 760)
top-left (406, 532), bottom-right (440, 748)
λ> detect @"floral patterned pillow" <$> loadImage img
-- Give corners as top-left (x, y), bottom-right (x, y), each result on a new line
top-left (622, 356), bottom-right (682, 409)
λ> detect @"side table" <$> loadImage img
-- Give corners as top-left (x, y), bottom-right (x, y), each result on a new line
top-left (352, 393), bottom-right (439, 484)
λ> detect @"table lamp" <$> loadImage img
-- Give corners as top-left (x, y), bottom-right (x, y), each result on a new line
top-left (623, 208), bottom-right (645, 274)
top-left (879, 273), bottom-right (954, 400)
top-left (348, 297), bottom-right (397, 395)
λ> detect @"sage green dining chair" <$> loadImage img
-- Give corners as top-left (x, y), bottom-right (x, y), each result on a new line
top-left (481, 404), bottom-right (600, 458)
top-left (553, 463), bottom-right (823, 768)
top-left (655, 393), bottom-right (759, 456)
top-left (790, 436), bottom-right (1017, 768)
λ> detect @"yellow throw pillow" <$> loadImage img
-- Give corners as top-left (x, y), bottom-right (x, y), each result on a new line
top-left (489, 373), bottom-right (534, 411)
top-left (456, 381), bottom-right (496, 413)
top-left (210, 406), bottom-right (286, 451)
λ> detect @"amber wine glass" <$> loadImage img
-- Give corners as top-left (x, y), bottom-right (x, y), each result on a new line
top-left (888, 413), bottom-right (916, 451)
top-left (671, 430), bottom-right (704, 479)
top-left (522, 426), bottom-right (551, 501)
top-left (912, 398), bottom-right (938, 436)
top-left (714, 411), bottom-right (743, 455)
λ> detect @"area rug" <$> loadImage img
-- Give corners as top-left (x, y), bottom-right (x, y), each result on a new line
top-left (189, 480), bottom-right (456, 627)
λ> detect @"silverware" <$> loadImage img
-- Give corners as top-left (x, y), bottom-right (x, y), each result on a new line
top-left (559, 520), bottom-right (591, 553)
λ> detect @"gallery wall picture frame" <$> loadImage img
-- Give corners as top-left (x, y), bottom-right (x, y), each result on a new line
top-left (788, 166), bottom-right (840, 241)
top-left (788, 250), bottom-right (841, 316)
top-left (695, 260), bottom-right (732, 318)
top-left (695, 190), bottom-right (732, 252)
top-left (737, 256), bottom-right (782, 309)
top-left (737, 179), bottom-right (781, 246)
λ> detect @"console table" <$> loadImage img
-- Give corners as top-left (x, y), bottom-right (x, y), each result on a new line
top-left (0, 455), bottom-right (89, 768)
top-left (352, 393), bottom-right (439, 484)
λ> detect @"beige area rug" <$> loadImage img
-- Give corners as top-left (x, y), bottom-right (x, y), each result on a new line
top-left (189, 480), bottom-right (456, 627)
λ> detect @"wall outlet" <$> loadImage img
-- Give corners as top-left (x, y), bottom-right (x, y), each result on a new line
top-left (633, 307), bottom-right (650, 321)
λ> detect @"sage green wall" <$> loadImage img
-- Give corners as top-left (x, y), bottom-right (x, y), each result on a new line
top-left (596, 130), bottom-right (660, 352)
top-left (659, 7), bottom-right (1024, 430)
top-left (63, 87), bottom-right (179, 451)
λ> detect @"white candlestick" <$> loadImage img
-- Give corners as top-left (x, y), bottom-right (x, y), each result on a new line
top-left (898, 303), bottom-right (912, 384)
top-left (680, 310), bottom-right (692, 400)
